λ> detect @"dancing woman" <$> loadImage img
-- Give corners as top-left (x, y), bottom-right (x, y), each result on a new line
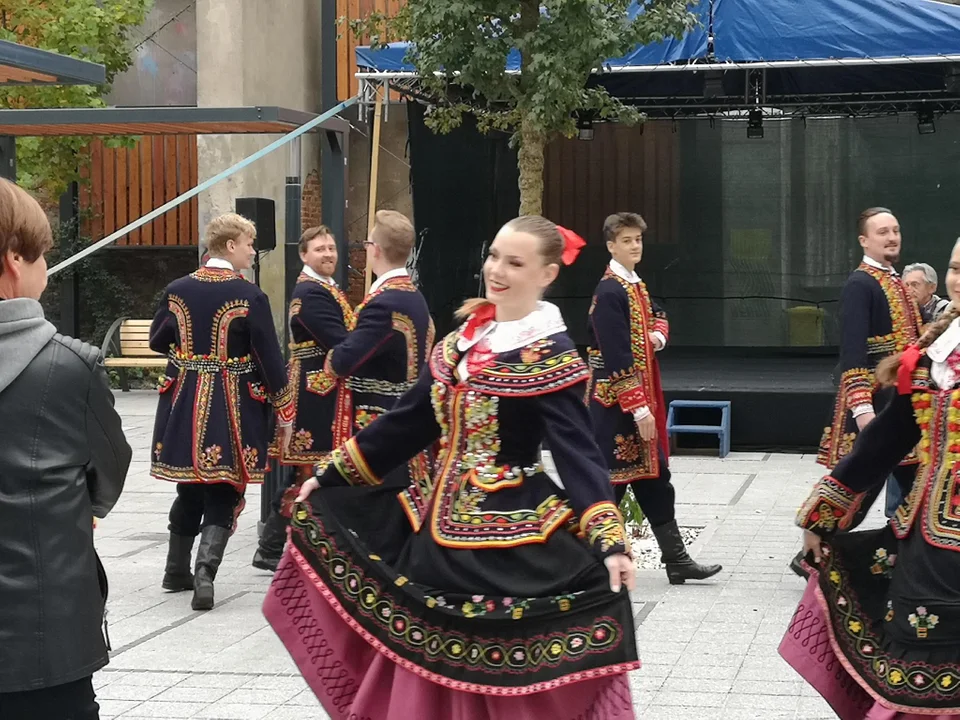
top-left (781, 238), bottom-right (960, 719)
top-left (264, 215), bottom-right (639, 719)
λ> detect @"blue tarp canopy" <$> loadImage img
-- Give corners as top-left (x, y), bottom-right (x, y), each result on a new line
top-left (355, 0), bottom-right (960, 74)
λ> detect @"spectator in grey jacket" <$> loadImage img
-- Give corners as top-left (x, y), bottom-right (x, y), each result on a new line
top-left (904, 262), bottom-right (951, 322)
top-left (0, 179), bottom-right (131, 720)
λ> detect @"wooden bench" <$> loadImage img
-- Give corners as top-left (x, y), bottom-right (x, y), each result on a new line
top-left (100, 318), bottom-right (167, 391)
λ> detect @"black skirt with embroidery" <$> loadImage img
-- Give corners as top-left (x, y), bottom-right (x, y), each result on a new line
top-left (285, 481), bottom-right (638, 693)
top-left (800, 523), bottom-right (960, 711)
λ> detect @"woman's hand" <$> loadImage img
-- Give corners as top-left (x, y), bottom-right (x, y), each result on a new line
top-left (296, 477), bottom-right (320, 502)
top-left (604, 554), bottom-right (636, 593)
top-left (803, 530), bottom-right (823, 564)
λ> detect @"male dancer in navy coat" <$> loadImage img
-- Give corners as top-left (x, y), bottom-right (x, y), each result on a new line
top-left (587, 212), bottom-right (721, 585)
top-left (253, 226), bottom-right (354, 571)
top-left (791, 207), bottom-right (923, 577)
top-left (150, 213), bottom-right (293, 609)
top-left (324, 210), bottom-right (434, 491)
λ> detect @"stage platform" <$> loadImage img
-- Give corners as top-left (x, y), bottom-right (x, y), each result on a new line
top-left (658, 349), bottom-right (836, 453)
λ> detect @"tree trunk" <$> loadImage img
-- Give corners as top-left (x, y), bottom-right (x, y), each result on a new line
top-left (517, 115), bottom-right (545, 216)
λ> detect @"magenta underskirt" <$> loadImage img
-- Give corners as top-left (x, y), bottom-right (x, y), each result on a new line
top-left (263, 547), bottom-right (636, 720)
top-left (779, 571), bottom-right (960, 720)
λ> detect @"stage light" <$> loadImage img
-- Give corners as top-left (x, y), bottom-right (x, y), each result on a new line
top-left (747, 109), bottom-right (764, 139)
top-left (917, 107), bottom-right (936, 135)
top-left (577, 115), bottom-right (594, 141)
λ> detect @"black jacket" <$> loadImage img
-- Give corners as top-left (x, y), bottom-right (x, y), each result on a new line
top-left (0, 299), bottom-right (131, 692)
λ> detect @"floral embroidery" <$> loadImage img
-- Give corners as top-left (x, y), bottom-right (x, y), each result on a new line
top-left (248, 382), bottom-right (267, 402)
top-left (613, 433), bottom-right (641, 463)
top-left (291, 514), bottom-right (626, 675)
top-left (191, 267), bottom-right (238, 283)
top-left (580, 502), bottom-right (627, 556)
top-left (157, 375), bottom-right (175, 394)
top-left (154, 442), bottom-right (163, 460)
top-left (908, 606), bottom-right (940, 638)
top-left (305, 369), bottom-right (336, 396)
top-left (242, 446), bottom-right (260, 470)
top-left (290, 429), bottom-right (313, 453)
top-left (870, 547), bottom-right (897, 577)
top-left (520, 338), bottom-right (555, 364)
top-left (796, 476), bottom-right (865, 533)
top-left (200, 444), bottom-right (223, 468)
top-left (354, 407), bottom-right (381, 431)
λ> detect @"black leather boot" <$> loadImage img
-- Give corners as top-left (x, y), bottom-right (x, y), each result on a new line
top-left (788, 550), bottom-right (811, 579)
top-left (192, 526), bottom-right (230, 611)
top-left (161, 533), bottom-right (195, 592)
top-left (252, 509), bottom-right (289, 572)
top-left (651, 520), bottom-right (723, 585)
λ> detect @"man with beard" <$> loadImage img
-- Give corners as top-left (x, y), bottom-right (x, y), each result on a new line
top-left (791, 208), bottom-right (923, 577)
top-left (254, 226), bottom-right (354, 572)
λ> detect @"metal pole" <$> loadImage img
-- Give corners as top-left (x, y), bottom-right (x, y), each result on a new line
top-left (57, 182), bottom-right (80, 337)
top-left (0, 136), bottom-right (15, 181)
top-left (365, 87), bottom-right (384, 294)
top-left (47, 96), bottom-right (359, 277)
top-left (320, 0), bottom-right (348, 289)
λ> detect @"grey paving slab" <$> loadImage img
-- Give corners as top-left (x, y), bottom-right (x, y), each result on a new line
top-left (92, 391), bottom-right (873, 718)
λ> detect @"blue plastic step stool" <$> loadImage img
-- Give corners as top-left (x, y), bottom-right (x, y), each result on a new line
top-left (666, 400), bottom-right (731, 458)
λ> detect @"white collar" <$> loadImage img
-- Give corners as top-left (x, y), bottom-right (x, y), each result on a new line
top-left (302, 264), bottom-right (336, 286)
top-left (205, 258), bottom-right (235, 270)
top-left (861, 255), bottom-right (897, 276)
top-left (457, 301), bottom-right (567, 354)
top-left (926, 317), bottom-right (960, 363)
top-left (369, 267), bottom-right (408, 294)
top-left (609, 258), bottom-right (640, 284)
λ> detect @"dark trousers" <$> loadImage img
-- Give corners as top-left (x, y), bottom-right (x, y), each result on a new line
top-left (612, 448), bottom-right (676, 527)
top-left (168, 482), bottom-right (244, 536)
top-left (0, 676), bottom-right (98, 720)
top-left (269, 465), bottom-right (299, 514)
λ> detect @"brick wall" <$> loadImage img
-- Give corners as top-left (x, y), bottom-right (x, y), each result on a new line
top-left (301, 170), bottom-right (321, 230)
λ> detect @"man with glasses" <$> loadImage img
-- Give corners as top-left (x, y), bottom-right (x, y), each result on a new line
top-left (322, 210), bottom-right (434, 490)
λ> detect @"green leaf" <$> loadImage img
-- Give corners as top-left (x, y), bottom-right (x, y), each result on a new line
top-left (0, 0), bottom-right (151, 198)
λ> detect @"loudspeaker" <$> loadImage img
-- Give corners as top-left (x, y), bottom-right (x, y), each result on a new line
top-left (235, 197), bottom-right (276, 251)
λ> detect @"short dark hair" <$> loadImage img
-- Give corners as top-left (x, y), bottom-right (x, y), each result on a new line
top-left (298, 225), bottom-right (333, 254)
top-left (0, 179), bottom-right (53, 277)
top-left (857, 207), bottom-right (894, 236)
top-left (603, 212), bottom-right (648, 244)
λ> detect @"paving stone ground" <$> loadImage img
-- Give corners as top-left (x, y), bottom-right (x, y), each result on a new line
top-left (92, 391), bottom-right (885, 719)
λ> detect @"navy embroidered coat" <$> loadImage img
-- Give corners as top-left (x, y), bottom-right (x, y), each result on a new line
top-left (269, 273), bottom-right (354, 466)
top-left (818, 262), bottom-right (922, 469)
top-left (587, 268), bottom-right (670, 483)
top-left (324, 274), bottom-right (435, 487)
top-left (149, 266), bottom-right (293, 488)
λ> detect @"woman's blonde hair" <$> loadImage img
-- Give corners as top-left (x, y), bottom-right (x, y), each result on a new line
top-left (455, 215), bottom-right (563, 319)
top-left (205, 213), bottom-right (257, 255)
top-left (0, 179), bottom-right (52, 277)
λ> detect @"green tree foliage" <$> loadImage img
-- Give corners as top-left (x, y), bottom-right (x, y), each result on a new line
top-left (0, 0), bottom-right (151, 199)
top-left (354, 1), bottom-right (695, 215)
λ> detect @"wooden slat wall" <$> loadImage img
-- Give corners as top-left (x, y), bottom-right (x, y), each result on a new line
top-left (543, 122), bottom-right (680, 245)
top-left (81, 135), bottom-right (199, 246)
top-left (337, 0), bottom-right (405, 101)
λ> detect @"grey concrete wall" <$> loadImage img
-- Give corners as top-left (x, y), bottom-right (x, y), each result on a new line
top-left (196, 0), bottom-right (322, 333)
top-left (107, 0), bottom-right (197, 107)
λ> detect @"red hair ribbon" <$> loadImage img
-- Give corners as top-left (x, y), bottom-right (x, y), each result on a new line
top-left (897, 344), bottom-right (922, 395)
top-left (462, 302), bottom-right (497, 342)
top-left (557, 226), bottom-right (586, 266)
